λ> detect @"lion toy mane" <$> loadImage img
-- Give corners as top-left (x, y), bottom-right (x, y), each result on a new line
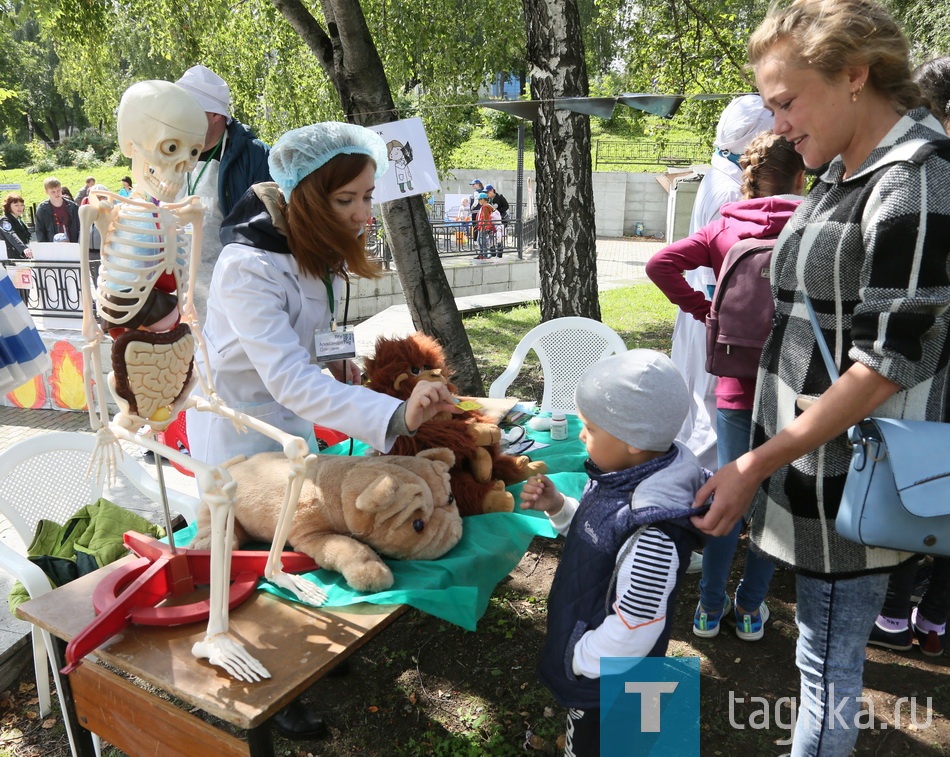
top-left (362, 332), bottom-right (547, 517)
top-left (193, 448), bottom-right (462, 593)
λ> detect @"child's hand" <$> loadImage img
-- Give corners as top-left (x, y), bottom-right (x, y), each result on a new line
top-left (520, 475), bottom-right (564, 515)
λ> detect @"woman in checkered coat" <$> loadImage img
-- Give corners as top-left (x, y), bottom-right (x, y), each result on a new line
top-left (690, 1), bottom-right (950, 754)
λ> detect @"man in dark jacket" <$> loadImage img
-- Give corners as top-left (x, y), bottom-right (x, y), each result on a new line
top-left (34, 177), bottom-right (80, 242)
top-left (175, 65), bottom-right (272, 317)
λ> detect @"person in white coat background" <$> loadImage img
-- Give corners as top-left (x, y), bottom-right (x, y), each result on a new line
top-left (670, 95), bottom-right (774, 471)
top-left (187, 121), bottom-right (457, 468)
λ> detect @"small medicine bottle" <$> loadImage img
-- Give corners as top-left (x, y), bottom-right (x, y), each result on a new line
top-left (550, 412), bottom-right (568, 441)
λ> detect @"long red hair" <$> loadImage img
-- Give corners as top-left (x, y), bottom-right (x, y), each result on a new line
top-left (284, 153), bottom-right (382, 280)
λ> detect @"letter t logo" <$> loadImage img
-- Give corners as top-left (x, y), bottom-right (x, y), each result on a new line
top-left (625, 681), bottom-right (679, 732)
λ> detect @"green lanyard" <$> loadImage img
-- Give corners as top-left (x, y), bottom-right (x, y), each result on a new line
top-left (186, 134), bottom-right (224, 196)
top-left (324, 276), bottom-right (336, 331)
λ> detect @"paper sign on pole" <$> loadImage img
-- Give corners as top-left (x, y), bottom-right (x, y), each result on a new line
top-left (371, 118), bottom-right (440, 203)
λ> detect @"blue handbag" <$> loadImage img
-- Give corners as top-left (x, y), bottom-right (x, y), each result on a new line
top-left (803, 295), bottom-right (950, 556)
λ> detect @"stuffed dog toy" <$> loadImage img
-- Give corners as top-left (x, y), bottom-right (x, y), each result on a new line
top-left (192, 448), bottom-right (461, 593)
top-left (363, 332), bottom-right (547, 517)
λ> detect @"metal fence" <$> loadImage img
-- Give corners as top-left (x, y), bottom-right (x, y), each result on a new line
top-left (1, 259), bottom-right (98, 319)
top-left (370, 211), bottom-right (536, 268)
top-left (594, 140), bottom-right (710, 169)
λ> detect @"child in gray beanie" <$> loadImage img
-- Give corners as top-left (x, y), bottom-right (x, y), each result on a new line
top-left (522, 349), bottom-right (710, 756)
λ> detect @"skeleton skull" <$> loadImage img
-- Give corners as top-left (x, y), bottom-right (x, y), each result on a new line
top-left (117, 81), bottom-right (206, 203)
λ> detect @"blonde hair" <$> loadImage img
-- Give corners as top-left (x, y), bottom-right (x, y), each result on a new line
top-left (43, 177), bottom-right (61, 190)
top-left (748, 0), bottom-right (920, 114)
top-left (739, 131), bottom-right (804, 199)
top-left (284, 152), bottom-right (382, 281)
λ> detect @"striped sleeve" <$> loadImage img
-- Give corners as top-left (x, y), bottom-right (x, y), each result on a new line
top-left (570, 526), bottom-right (679, 678)
top-left (615, 527), bottom-right (679, 629)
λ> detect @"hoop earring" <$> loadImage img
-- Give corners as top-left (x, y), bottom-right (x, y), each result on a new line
top-left (851, 82), bottom-right (865, 103)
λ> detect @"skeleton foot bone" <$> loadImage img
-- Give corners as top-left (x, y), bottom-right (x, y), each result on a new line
top-left (192, 635), bottom-right (271, 682)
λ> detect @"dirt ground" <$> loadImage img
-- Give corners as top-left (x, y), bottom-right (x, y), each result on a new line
top-left (2, 534), bottom-right (948, 757)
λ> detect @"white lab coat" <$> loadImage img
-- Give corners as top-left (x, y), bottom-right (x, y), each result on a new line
top-left (187, 243), bottom-right (402, 465)
top-left (670, 153), bottom-right (744, 470)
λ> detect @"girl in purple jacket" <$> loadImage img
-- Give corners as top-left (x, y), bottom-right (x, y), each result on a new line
top-left (646, 132), bottom-right (804, 643)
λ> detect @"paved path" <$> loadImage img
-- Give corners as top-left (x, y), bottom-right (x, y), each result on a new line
top-left (0, 237), bottom-right (663, 681)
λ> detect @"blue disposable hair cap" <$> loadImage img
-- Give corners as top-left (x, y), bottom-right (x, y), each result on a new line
top-left (268, 122), bottom-right (390, 201)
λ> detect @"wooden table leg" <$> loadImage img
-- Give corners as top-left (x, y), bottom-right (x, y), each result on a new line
top-left (246, 722), bottom-right (275, 757)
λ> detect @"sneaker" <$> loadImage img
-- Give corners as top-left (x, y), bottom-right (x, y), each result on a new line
top-left (693, 596), bottom-right (731, 638)
top-left (735, 601), bottom-right (770, 641)
top-left (912, 606), bottom-right (946, 657)
top-left (868, 617), bottom-right (913, 651)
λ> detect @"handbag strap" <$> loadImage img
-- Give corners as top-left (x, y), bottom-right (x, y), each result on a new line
top-left (802, 293), bottom-right (841, 382)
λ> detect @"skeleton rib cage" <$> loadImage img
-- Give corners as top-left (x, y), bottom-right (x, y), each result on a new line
top-left (96, 196), bottom-right (190, 327)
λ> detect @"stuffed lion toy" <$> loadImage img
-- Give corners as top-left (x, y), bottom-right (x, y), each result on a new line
top-left (363, 332), bottom-right (547, 517)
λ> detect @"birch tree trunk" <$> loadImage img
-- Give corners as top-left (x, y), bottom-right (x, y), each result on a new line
top-left (524, 0), bottom-right (600, 322)
top-left (270, 0), bottom-right (484, 393)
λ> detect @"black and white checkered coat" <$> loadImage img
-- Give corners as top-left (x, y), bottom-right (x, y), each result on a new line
top-left (748, 108), bottom-right (950, 577)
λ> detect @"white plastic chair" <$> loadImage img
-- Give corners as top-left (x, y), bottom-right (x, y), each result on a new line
top-left (0, 431), bottom-right (199, 757)
top-left (488, 317), bottom-right (628, 413)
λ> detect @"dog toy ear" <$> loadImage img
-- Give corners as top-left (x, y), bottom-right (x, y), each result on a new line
top-left (354, 473), bottom-right (424, 513)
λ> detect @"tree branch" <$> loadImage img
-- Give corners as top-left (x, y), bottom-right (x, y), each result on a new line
top-left (268, 0), bottom-right (335, 79)
top-left (677, 0), bottom-right (754, 88)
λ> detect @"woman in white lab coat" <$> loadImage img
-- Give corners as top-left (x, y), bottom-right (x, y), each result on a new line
top-left (187, 122), bottom-right (456, 466)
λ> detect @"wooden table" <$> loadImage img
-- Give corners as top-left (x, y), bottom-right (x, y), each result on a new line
top-left (17, 559), bottom-right (406, 757)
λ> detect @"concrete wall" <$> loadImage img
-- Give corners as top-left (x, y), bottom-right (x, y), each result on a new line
top-left (439, 169), bottom-right (679, 240)
top-left (346, 256), bottom-right (539, 322)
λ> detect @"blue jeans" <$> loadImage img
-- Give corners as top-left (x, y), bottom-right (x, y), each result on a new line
top-left (792, 572), bottom-right (889, 756)
top-left (699, 409), bottom-right (776, 611)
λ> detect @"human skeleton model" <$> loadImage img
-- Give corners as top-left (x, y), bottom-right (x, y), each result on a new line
top-left (77, 80), bottom-right (324, 682)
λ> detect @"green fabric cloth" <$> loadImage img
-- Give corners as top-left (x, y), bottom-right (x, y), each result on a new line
top-left (8, 498), bottom-right (166, 613)
top-left (175, 417), bottom-right (589, 631)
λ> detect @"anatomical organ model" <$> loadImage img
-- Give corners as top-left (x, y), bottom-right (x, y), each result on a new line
top-left (75, 80), bottom-right (322, 681)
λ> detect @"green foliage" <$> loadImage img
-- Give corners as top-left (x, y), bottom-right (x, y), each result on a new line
top-left (449, 134), bottom-right (536, 171)
top-left (887, 0), bottom-right (950, 63)
top-left (58, 129), bottom-right (117, 162)
top-left (0, 8), bottom-right (88, 144)
top-left (482, 107), bottom-right (522, 140)
top-left (0, 140), bottom-right (30, 169)
top-left (24, 139), bottom-right (54, 173)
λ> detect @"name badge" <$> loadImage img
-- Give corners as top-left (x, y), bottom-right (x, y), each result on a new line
top-left (315, 326), bottom-right (357, 362)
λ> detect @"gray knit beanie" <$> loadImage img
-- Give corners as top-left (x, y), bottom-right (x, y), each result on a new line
top-left (575, 349), bottom-right (689, 452)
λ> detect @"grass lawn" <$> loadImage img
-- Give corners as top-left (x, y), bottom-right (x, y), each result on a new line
top-left (465, 283), bottom-right (679, 401)
top-left (0, 167), bottom-right (131, 210)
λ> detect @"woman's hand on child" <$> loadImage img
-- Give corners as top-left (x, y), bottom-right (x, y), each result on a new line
top-left (520, 475), bottom-right (564, 516)
top-left (690, 456), bottom-right (761, 536)
top-left (404, 380), bottom-right (461, 432)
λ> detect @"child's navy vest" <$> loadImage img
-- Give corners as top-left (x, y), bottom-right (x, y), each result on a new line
top-left (537, 446), bottom-right (706, 710)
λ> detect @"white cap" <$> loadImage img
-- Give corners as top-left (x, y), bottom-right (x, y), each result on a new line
top-left (714, 95), bottom-right (773, 156)
top-left (176, 65), bottom-right (231, 118)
